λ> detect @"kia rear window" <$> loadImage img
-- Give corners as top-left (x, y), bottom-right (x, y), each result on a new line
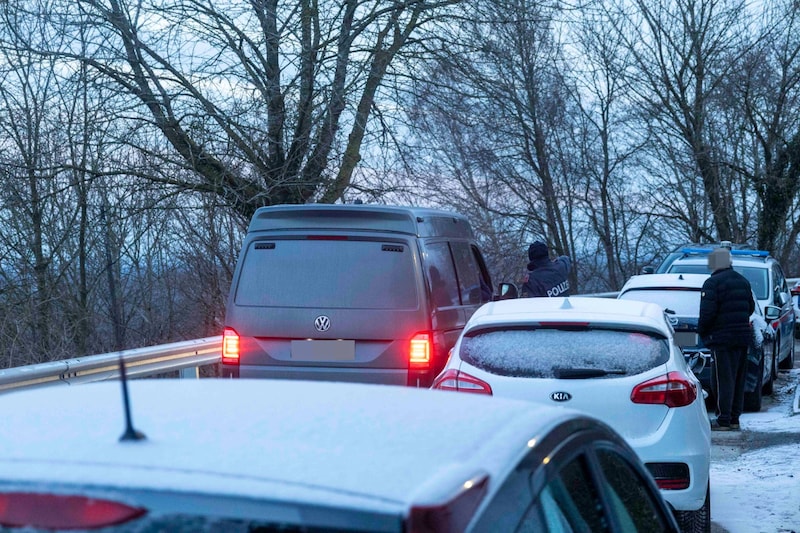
top-left (235, 239), bottom-right (418, 309)
top-left (459, 328), bottom-right (669, 378)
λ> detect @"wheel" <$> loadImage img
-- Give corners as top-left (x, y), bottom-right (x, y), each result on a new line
top-left (674, 483), bottom-right (710, 533)
top-left (744, 356), bottom-right (763, 412)
top-left (779, 333), bottom-right (795, 370)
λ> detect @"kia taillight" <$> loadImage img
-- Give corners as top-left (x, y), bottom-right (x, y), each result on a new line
top-left (431, 369), bottom-right (493, 395)
top-left (222, 327), bottom-right (240, 365)
top-left (0, 492), bottom-right (146, 529)
top-left (409, 333), bottom-right (432, 369)
top-left (631, 371), bottom-right (697, 407)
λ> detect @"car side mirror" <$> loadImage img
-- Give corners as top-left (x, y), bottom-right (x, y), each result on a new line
top-left (495, 282), bottom-right (519, 300)
top-left (764, 305), bottom-right (781, 321)
top-left (641, 266), bottom-right (655, 274)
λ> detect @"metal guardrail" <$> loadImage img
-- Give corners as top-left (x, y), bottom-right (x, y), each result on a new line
top-left (0, 336), bottom-right (222, 393)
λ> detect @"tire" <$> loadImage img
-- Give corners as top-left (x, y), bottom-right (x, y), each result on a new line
top-left (744, 356), bottom-right (763, 413)
top-left (779, 334), bottom-right (795, 370)
top-left (674, 483), bottom-right (711, 533)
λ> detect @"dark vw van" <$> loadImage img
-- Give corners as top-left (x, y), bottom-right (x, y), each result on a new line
top-left (221, 204), bottom-right (494, 387)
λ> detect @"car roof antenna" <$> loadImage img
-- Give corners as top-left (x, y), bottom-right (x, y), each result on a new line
top-left (118, 356), bottom-right (146, 442)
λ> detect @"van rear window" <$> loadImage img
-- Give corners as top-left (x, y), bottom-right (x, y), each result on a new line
top-left (234, 239), bottom-right (419, 309)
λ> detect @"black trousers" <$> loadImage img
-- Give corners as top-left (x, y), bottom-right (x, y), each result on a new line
top-left (711, 344), bottom-right (749, 425)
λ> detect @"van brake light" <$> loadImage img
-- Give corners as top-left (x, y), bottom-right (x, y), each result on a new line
top-left (222, 327), bottom-right (240, 365)
top-left (409, 333), bottom-right (431, 369)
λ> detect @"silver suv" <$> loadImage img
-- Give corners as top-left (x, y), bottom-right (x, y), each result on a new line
top-left (660, 244), bottom-right (795, 372)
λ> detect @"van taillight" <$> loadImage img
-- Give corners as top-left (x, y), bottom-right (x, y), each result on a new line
top-left (432, 369), bottom-right (493, 395)
top-left (222, 327), bottom-right (240, 365)
top-left (0, 492), bottom-right (146, 529)
top-left (409, 333), bottom-right (431, 369)
top-left (631, 371), bottom-right (697, 407)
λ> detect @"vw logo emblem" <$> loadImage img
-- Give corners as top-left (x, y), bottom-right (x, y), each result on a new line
top-left (314, 315), bottom-right (331, 332)
top-left (550, 391), bottom-right (572, 402)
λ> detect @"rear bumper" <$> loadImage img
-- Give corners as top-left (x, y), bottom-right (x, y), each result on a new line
top-left (221, 364), bottom-right (432, 386)
top-left (628, 408), bottom-right (711, 512)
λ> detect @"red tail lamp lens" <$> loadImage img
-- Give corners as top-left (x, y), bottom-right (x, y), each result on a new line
top-left (0, 492), bottom-right (146, 529)
top-left (409, 333), bottom-right (431, 369)
top-left (646, 462), bottom-right (691, 490)
top-left (432, 369), bottom-right (493, 395)
top-left (631, 371), bottom-right (697, 407)
top-left (222, 327), bottom-right (240, 365)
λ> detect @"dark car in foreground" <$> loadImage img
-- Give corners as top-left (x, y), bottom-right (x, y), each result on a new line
top-left (0, 379), bottom-right (679, 532)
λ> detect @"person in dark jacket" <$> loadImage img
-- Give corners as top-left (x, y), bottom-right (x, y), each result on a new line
top-left (698, 248), bottom-right (755, 431)
top-left (521, 241), bottom-right (571, 298)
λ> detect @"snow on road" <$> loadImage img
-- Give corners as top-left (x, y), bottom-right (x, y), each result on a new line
top-left (710, 367), bottom-right (800, 533)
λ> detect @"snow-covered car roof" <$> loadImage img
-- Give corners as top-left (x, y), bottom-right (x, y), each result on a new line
top-left (0, 379), bottom-right (584, 515)
top-left (468, 296), bottom-right (672, 337)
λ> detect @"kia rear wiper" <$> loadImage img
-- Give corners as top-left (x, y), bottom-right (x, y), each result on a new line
top-left (553, 367), bottom-right (627, 379)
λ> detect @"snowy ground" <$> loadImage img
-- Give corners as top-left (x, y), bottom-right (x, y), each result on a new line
top-left (710, 366), bottom-right (800, 533)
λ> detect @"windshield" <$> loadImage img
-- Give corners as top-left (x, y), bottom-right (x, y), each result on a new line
top-left (459, 328), bottom-right (670, 378)
top-left (666, 264), bottom-right (769, 299)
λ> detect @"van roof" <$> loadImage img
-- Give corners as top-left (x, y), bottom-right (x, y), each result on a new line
top-left (249, 204), bottom-right (475, 239)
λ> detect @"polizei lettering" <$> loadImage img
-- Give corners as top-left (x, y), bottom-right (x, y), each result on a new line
top-left (547, 280), bottom-right (570, 297)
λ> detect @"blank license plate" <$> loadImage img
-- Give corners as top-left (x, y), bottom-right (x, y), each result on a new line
top-left (291, 340), bottom-right (355, 361)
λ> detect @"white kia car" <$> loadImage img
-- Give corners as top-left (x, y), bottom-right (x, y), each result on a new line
top-left (433, 296), bottom-right (711, 533)
top-left (0, 378), bottom-right (679, 532)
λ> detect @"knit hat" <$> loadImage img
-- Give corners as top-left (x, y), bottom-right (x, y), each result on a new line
top-left (708, 248), bottom-right (732, 272)
top-left (528, 241), bottom-right (549, 261)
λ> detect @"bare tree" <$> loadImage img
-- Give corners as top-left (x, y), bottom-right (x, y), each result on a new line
top-left (402, 0), bottom-right (584, 288)
top-left (737, 1), bottom-right (800, 259)
top-left (611, 0), bottom-right (757, 242)
top-left (4, 0), bottom-right (463, 218)
top-left (565, 2), bottom-right (655, 288)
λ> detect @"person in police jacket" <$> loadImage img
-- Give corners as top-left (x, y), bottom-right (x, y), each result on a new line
top-left (521, 241), bottom-right (571, 298)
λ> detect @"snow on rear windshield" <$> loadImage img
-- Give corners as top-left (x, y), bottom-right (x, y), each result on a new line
top-left (460, 328), bottom-right (670, 378)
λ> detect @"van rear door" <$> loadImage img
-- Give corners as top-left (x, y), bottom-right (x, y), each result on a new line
top-left (223, 235), bottom-right (429, 385)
